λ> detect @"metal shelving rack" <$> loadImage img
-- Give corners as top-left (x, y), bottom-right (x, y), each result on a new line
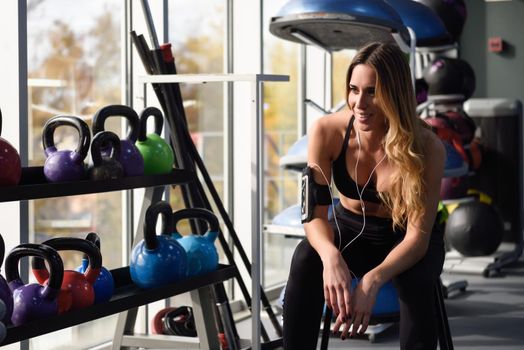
top-left (0, 168), bottom-right (236, 348)
top-left (135, 73), bottom-right (289, 350)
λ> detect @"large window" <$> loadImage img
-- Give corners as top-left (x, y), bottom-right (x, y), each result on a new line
top-left (27, 1), bottom-right (123, 348)
top-left (166, 0), bottom-right (225, 211)
top-left (262, 0), bottom-right (300, 288)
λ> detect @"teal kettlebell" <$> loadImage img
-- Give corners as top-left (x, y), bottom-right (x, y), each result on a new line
top-left (171, 208), bottom-right (219, 277)
top-left (135, 107), bottom-right (174, 175)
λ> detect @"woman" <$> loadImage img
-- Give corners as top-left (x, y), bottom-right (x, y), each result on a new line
top-left (283, 42), bottom-right (446, 350)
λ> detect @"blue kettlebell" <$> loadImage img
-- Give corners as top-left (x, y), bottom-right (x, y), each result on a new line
top-left (75, 232), bottom-right (115, 304)
top-left (130, 201), bottom-right (188, 289)
top-left (171, 208), bottom-right (220, 277)
top-left (42, 116), bottom-right (91, 183)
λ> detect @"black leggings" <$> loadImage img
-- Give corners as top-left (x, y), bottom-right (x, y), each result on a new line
top-left (283, 204), bottom-right (445, 350)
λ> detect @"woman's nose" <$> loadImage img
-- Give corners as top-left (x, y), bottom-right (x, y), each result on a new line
top-left (356, 93), bottom-right (367, 109)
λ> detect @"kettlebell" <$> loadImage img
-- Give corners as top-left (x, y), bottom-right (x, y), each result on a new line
top-left (42, 116), bottom-right (91, 183)
top-left (152, 306), bottom-right (197, 337)
top-left (32, 237), bottom-right (102, 313)
top-left (89, 131), bottom-right (124, 180)
top-left (0, 300), bottom-right (6, 343)
top-left (0, 108), bottom-right (22, 187)
top-left (171, 208), bottom-right (220, 277)
top-left (75, 232), bottom-right (115, 304)
top-left (6, 243), bottom-right (64, 326)
top-left (163, 306), bottom-right (198, 337)
top-left (92, 104), bottom-right (144, 177)
top-left (0, 235), bottom-right (14, 324)
top-left (135, 107), bottom-right (175, 175)
top-left (130, 201), bottom-right (188, 289)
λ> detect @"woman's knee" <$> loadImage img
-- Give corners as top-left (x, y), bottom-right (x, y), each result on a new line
top-left (289, 239), bottom-right (323, 276)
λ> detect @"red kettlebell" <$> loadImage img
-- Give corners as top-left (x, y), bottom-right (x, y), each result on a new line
top-left (0, 108), bottom-right (22, 186)
top-left (32, 237), bottom-right (102, 313)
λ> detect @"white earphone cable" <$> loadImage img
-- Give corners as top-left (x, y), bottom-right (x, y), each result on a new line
top-left (308, 163), bottom-right (343, 251)
top-left (340, 129), bottom-right (387, 254)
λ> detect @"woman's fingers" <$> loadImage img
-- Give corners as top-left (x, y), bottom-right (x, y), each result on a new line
top-left (340, 318), bottom-right (351, 340)
top-left (332, 314), bottom-right (344, 334)
top-left (336, 285), bottom-right (347, 320)
top-left (329, 285), bottom-right (340, 315)
top-left (359, 314), bottom-right (370, 335)
top-left (344, 287), bottom-right (352, 318)
top-left (350, 311), bottom-right (366, 337)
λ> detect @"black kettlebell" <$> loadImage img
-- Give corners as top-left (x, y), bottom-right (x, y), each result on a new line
top-left (163, 306), bottom-right (197, 337)
top-left (89, 131), bottom-right (124, 180)
top-left (92, 105), bottom-right (144, 177)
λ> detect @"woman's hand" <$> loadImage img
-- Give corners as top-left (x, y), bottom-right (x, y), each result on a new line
top-left (332, 272), bottom-right (381, 339)
top-left (322, 252), bottom-right (352, 323)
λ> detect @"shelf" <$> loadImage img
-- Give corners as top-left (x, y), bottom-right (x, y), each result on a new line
top-left (0, 167), bottom-right (195, 202)
top-left (1, 264), bottom-right (237, 346)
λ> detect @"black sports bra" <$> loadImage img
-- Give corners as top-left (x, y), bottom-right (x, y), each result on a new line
top-left (332, 116), bottom-right (382, 203)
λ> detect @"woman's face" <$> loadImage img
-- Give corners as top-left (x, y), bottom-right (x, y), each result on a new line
top-left (347, 64), bottom-right (386, 132)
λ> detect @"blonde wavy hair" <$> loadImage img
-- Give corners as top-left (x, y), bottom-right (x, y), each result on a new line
top-left (346, 42), bottom-right (429, 230)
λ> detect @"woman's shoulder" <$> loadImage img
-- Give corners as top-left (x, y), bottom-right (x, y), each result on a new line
top-left (309, 110), bottom-right (349, 138)
top-left (308, 110), bottom-right (350, 158)
top-left (420, 126), bottom-right (446, 161)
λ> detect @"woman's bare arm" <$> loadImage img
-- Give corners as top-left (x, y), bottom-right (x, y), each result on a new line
top-left (303, 116), bottom-right (354, 322)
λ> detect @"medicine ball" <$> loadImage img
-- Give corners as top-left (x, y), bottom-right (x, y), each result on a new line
top-left (441, 110), bottom-right (477, 145)
top-left (453, 59), bottom-right (476, 100)
top-left (445, 200), bottom-right (504, 257)
top-left (443, 141), bottom-right (467, 174)
top-left (424, 57), bottom-right (464, 96)
top-left (414, 0), bottom-right (467, 42)
top-left (425, 117), bottom-right (468, 162)
top-left (424, 57), bottom-right (476, 100)
top-left (440, 176), bottom-right (469, 200)
top-left (464, 138), bottom-right (482, 171)
top-left (416, 78), bottom-right (429, 105)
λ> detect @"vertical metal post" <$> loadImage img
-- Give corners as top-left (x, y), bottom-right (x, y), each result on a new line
top-left (225, 0), bottom-right (236, 299)
top-left (191, 287), bottom-right (221, 350)
top-left (251, 76), bottom-right (264, 350)
top-left (18, 2), bottom-right (29, 349)
top-left (299, 44), bottom-right (307, 137)
top-left (123, 0), bottom-right (135, 269)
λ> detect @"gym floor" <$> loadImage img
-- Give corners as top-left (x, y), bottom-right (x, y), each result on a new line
top-left (236, 242), bottom-right (524, 349)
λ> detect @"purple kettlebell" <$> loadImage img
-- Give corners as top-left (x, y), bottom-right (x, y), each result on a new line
top-left (171, 208), bottom-right (220, 277)
top-left (92, 105), bottom-right (144, 177)
top-left (0, 234), bottom-right (14, 324)
top-left (6, 243), bottom-right (64, 326)
top-left (42, 116), bottom-right (91, 183)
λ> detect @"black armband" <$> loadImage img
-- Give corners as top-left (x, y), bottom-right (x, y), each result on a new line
top-left (301, 166), bottom-right (332, 223)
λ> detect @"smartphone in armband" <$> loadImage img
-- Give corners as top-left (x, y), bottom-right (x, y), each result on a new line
top-left (301, 166), bottom-right (332, 224)
top-left (301, 170), bottom-right (310, 222)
